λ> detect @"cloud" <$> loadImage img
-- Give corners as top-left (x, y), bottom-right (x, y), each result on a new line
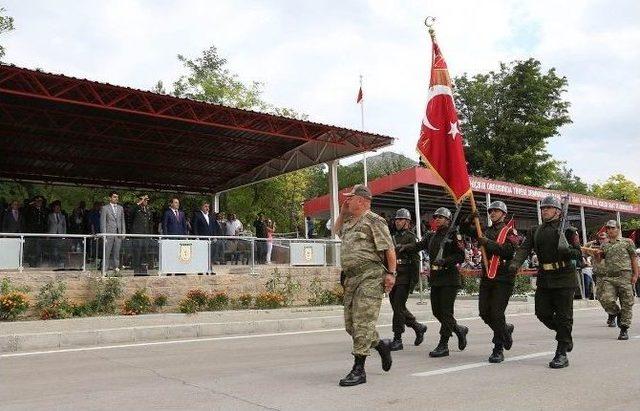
top-left (3, 0), bottom-right (638, 185)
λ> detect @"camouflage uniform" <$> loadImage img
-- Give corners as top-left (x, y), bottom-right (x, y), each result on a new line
top-left (340, 210), bottom-right (394, 356)
top-left (598, 238), bottom-right (636, 328)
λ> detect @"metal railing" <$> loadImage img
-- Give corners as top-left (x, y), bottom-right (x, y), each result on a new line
top-left (0, 233), bottom-right (341, 275)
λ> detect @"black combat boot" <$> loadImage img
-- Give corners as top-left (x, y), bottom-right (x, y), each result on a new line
top-left (504, 323), bottom-right (514, 351)
top-left (373, 339), bottom-right (393, 371)
top-left (618, 326), bottom-right (629, 340)
top-left (429, 336), bottom-right (450, 358)
top-left (389, 334), bottom-right (404, 351)
top-left (548, 343), bottom-right (569, 369)
top-left (453, 325), bottom-right (469, 351)
top-left (339, 355), bottom-right (366, 387)
top-left (413, 323), bottom-right (428, 346)
top-left (488, 345), bottom-right (504, 363)
top-left (607, 314), bottom-right (617, 327)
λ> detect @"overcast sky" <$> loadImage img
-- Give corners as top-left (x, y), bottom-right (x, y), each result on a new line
top-left (3, 0), bottom-right (639, 185)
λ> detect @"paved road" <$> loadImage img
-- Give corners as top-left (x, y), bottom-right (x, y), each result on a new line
top-left (1, 305), bottom-right (639, 410)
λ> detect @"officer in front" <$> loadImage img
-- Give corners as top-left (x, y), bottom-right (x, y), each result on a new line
top-left (509, 196), bottom-right (582, 369)
top-left (387, 208), bottom-right (428, 351)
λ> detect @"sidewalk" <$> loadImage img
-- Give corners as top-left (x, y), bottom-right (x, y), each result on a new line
top-left (0, 297), bottom-right (601, 353)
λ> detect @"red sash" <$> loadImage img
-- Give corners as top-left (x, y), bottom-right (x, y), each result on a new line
top-left (487, 220), bottom-right (514, 279)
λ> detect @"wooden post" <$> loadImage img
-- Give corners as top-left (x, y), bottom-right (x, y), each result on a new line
top-left (469, 192), bottom-right (489, 268)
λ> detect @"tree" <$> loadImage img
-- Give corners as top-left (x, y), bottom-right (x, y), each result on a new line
top-left (454, 58), bottom-right (572, 186)
top-left (0, 7), bottom-right (15, 60)
top-left (591, 174), bottom-right (640, 203)
top-left (547, 166), bottom-right (589, 194)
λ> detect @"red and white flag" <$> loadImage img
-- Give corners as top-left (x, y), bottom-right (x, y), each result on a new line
top-left (416, 35), bottom-right (471, 204)
top-left (356, 86), bottom-right (363, 104)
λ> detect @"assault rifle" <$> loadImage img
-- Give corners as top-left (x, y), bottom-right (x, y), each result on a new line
top-left (557, 194), bottom-right (571, 253)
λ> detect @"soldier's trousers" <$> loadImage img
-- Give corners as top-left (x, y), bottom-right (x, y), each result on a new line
top-left (389, 283), bottom-right (418, 335)
top-left (430, 286), bottom-right (459, 337)
top-left (479, 279), bottom-right (513, 347)
top-left (597, 273), bottom-right (634, 328)
top-left (534, 287), bottom-right (574, 345)
top-left (343, 267), bottom-right (384, 356)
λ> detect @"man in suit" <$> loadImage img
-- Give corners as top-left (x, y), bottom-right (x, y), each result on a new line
top-left (2, 200), bottom-right (22, 233)
top-left (24, 195), bottom-right (48, 267)
top-left (192, 201), bottom-right (214, 237)
top-left (162, 197), bottom-right (187, 235)
top-left (101, 191), bottom-right (126, 272)
top-left (47, 201), bottom-right (67, 267)
top-left (131, 194), bottom-right (153, 275)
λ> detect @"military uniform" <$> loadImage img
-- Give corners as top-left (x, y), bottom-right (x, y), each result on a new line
top-left (598, 237), bottom-right (636, 334)
top-left (511, 210), bottom-right (582, 367)
top-left (406, 210), bottom-right (466, 357)
top-left (388, 212), bottom-right (427, 350)
top-left (130, 201), bottom-right (153, 275)
top-left (461, 213), bottom-right (518, 360)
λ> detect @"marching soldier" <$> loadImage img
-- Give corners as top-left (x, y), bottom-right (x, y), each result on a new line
top-left (403, 207), bottom-right (467, 358)
top-left (591, 220), bottom-right (639, 340)
top-left (387, 208), bottom-right (428, 351)
top-left (334, 184), bottom-right (396, 387)
top-left (585, 232), bottom-right (613, 325)
top-left (509, 196), bottom-right (582, 369)
top-left (460, 201), bottom-right (518, 363)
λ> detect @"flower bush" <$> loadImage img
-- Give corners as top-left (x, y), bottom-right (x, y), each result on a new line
top-left (153, 294), bottom-right (168, 310)
top-left (122, 288), bottom-right (153, 315)
top-left (0, 291), bottom-right (30, 321)
top-left (236, 293), bottom-right (253, 309)
top-left (185, 289), bottom-right (208, 309)
top-left (35, 281), bottom-right (72, 320)
top-left (254, 292), bottom-right (285, 309)
top-left (206, 292), bottom-right (230, 311)
top-left (178, 298), bottom-right (198, 314)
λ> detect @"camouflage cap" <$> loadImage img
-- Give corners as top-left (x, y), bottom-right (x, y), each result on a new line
top-left (605, 220), bottom-right (619, 228)
top-left (344, 184), bottom-right (372, 200)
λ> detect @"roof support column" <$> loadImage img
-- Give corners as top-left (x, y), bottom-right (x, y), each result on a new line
top-left (328, 160), bottom-right (339, 238)
top-left (413, 182), bottom-right (427, 305)
top-left (616, 211), bottom-right (621, 228)
top-left (213, 193), bottom-right (220, 213)
top-left (536, 200), bottom-right (542, 225)
top-left (486, 193), bottom-right (492, 227)
top-left (580, 206), bottom-right (587, 244)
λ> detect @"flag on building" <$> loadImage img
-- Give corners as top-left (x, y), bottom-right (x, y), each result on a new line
top-left (416, 32), bottom-right (471, 204)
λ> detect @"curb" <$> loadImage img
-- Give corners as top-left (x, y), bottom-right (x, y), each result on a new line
top-left (0, 300), bottom-right (601, 353)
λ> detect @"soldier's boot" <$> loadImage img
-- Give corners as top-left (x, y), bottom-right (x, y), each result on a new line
top-left (504, 323), bottom-right (514, 351)
top-left (373, 339), bottom-right (393, 371)
top-left (548, 343), bottom-right (569, 369)
top-left (618, 326), bottom-right (629, 341)
top-left (607, 314), bottom-right (617, 327)
top-left (429, 336), bottom-right (450, 358)
top-left (488, 345), bottom-right (504, 363)
top-left (453, 325), bottom-right (469, 351)
top-left (339, 355), bottom-right (366, 387)
top-left (412, 323), bottom-right (428, 346)
top-left (389, 334), bottom-right (404, 351)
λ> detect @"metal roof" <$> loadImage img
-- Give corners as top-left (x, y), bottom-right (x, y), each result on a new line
top-left (0, 64), bottom-right (394, 194)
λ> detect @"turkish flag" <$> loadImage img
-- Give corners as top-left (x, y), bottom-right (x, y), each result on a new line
top-left (416, 36), bottom-right (471, 204)
top-left (356, 86), bottom-right (363, 104)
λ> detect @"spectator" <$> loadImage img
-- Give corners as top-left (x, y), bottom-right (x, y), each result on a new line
top-left (253, 212), bottom-right (267, 264)
top-left (101, 191), bottom-right (126, 272)
top-left (266, 219), bottom-right (276, 264)
top-left (131, 194), bottom-right (153, 275)
top-left (68, 202), bottom-right (87, 234)
top-left (306, 216), bottom-right (314, 239)
top-left (212, 212), bottom-right (225, 264)
top-left (2, 200), bottom-right (22, 233)
top-left (225, 213), bottom-right (243, 236)
top-left (24, 195), bottom-right (47, 267)
top-left (47, 201), bottom-right (67, 267)
top-left (162, 197), bottom-right (187, 235)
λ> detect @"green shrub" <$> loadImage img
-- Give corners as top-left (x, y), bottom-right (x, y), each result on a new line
top-left (514, 275), bottom-right (534, 295)
top-left (123, 289), bottom-right (153, 315)
top-left (462, 276), bottom-right (480, 295)
top-left (153, 294), bottom-right (168, 309)
top-left (178, 298), bottom-right (198, 314)
top-left (207, 292), bottom-right (230, 311)
top-left (1, 278), bottom-right (30, 295)
top-left (90, 277), bottom-right (124, 314)
top-left (308, 278), bottom-right (343, 306)
top-left (185, 289), bottom-right (208, 309)
top-left (236, 293), bottom-right (253, 309)
top-left (254, 292), bottom-right (284, 309)
top-left (35, 281), bottom-right (72, 320)
top-left (69, 302), bottom-right (93, 317)
top-left (265, 268), bottom-right (301, 306)
top-left (0, 291), bottom-right (30, 321)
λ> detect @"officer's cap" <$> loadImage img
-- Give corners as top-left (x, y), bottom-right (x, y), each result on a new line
top-left (344, 184), bottom-right (372, 200)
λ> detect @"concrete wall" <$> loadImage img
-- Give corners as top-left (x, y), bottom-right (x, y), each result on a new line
top-left (1, 266), bottom-right (341, 314)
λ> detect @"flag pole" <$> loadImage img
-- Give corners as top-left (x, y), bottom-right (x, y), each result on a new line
top-left (469, 192), bottom-right (490, 268)
top-left (360, 74), bottom-right (368, 186)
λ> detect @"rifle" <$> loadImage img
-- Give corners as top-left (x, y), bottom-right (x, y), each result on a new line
top-left (435, 203), bottom-right (462, 262)
top-left (557, 194), bottom-right (571, 253)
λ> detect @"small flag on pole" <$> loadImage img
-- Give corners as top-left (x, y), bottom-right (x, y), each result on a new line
top-left (356, 86), bottom-right (363, 104)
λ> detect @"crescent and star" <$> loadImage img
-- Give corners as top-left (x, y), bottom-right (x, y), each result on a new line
top-left (422, 84), bottom-right (461, 140)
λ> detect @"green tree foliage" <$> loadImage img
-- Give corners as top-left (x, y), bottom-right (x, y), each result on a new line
top-left (0, 7), bottom-right (14, 60)
top-left (454, 58), bottom-right (572, 186)
top-left (547, 166), bottom-right (589, 194)
top-left (591, 174), bottom-right (640, 203)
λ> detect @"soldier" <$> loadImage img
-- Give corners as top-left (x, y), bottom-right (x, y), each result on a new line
top-left (585, 232), bottom-right (612, 325)
top-left (509, 196), bottom-right (582, 369)
top-left (334, 184), bottom-right (396, 387)
top-left (130, 194), bottom-right (153, 275)
top-left (387, 208), bottom-right (428, 351)
top-left (593, 220), bottom-right (639, 340)
top-left (460, 201), bottom-right (518, 363)
top-left (403, 207), bottom-right (467, 358)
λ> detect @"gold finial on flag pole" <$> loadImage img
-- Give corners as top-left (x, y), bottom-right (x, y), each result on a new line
top-left (424, 16), bottom-right (436, 39)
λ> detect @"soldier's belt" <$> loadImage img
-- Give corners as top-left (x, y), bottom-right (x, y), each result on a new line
top-left (431, 264), bottom-right (443, 271)
top-left (541, 261), bottom-right (568, 271)
top-left (397, 259), bottom-right (416, 265)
